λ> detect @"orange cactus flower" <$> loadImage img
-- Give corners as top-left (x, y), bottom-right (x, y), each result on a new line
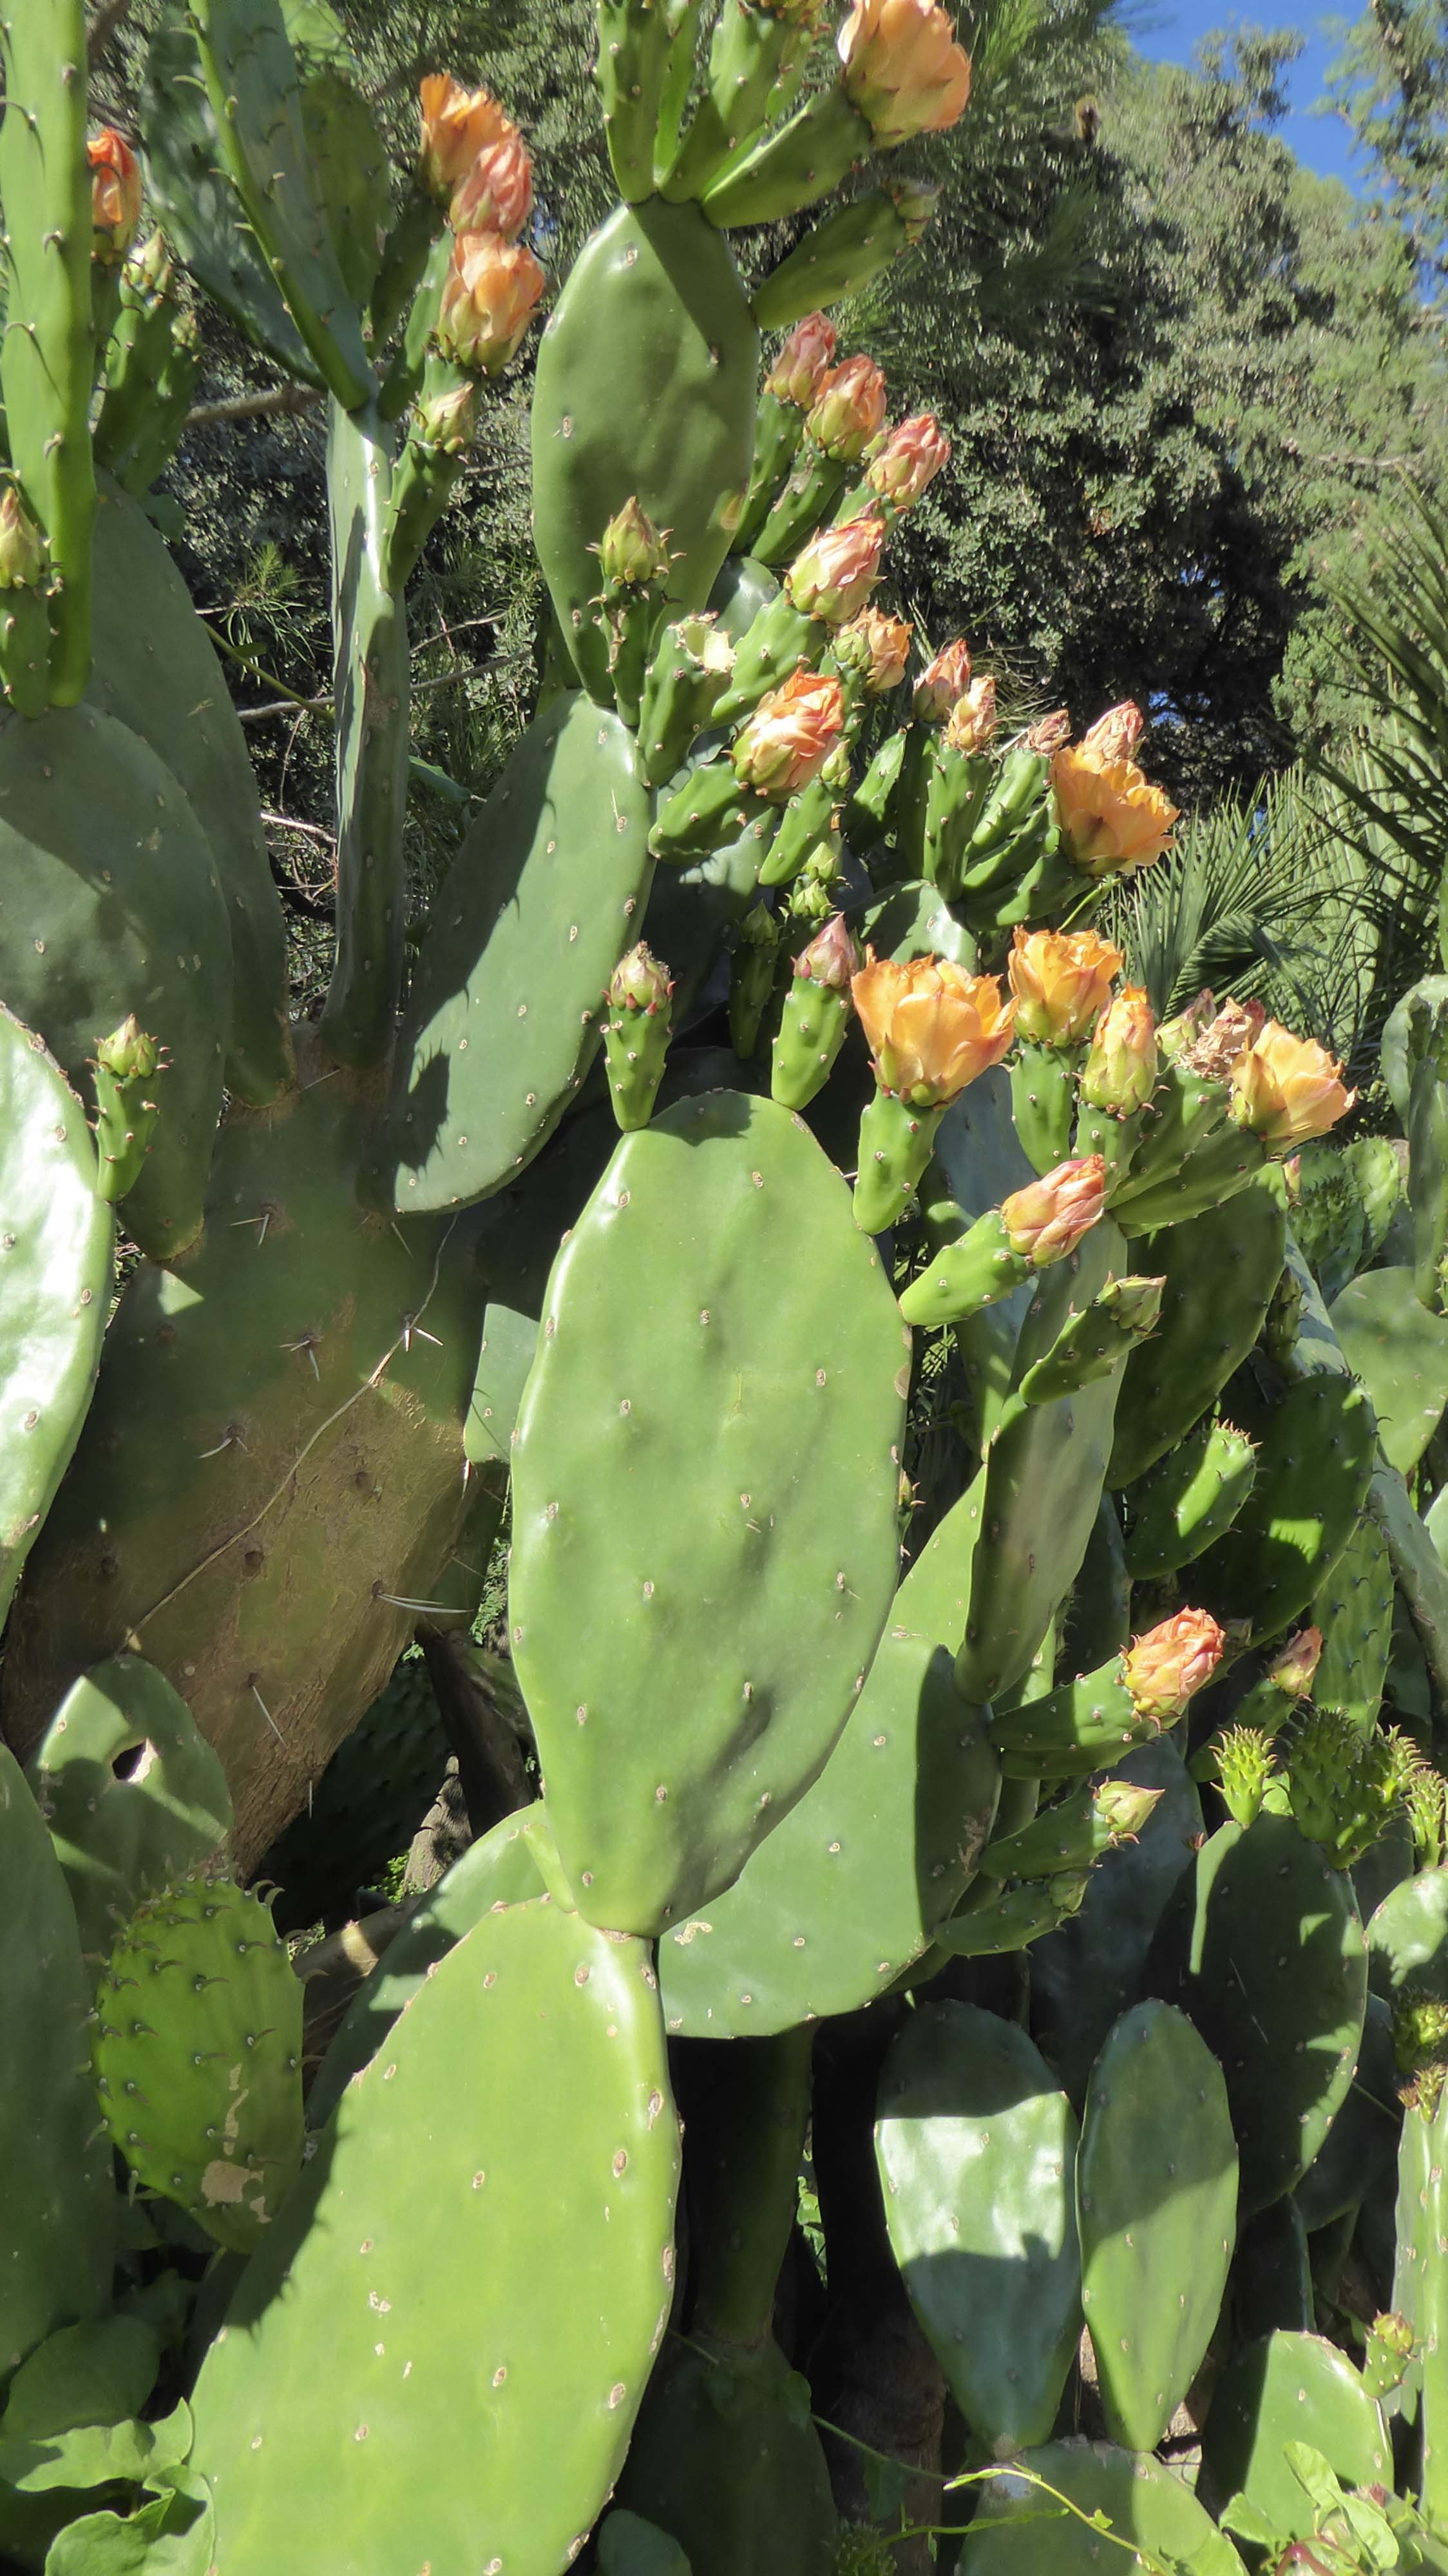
top-left (913, 639), bottom-right (971, 723)
top-left (732, 669), bottom-right (845, 798)
top-left (1081, 985), bottom-right (1157, 1113)
top-left (88, 129), bottom-right (142, 267)
top-left (850, 953), bottom-right (1015, 1107)
top-left (1123, 1609), bottom-right (1225, 1722)
top-left (866, 413), bottom-right (951, 509)
top-left (450, 120), bottom-right (534, 240)
top-left (1229, 1021), bottom-right (1355, 1146)
top-left (418, 75), bottom-right (511, 204)
top-left (1051, 740), bottom-right (1179, 877)
top-left (785, 515), bottom-right (886, 625)
top-left (806, 355), bottom-right (889, 464)
top-left (765, 312), bottom-right (838, 409)
top-left (437, 232), bottom-right (546, 375)
top-left (1007, 926), bottom-right (1123, 1049)
top-left (838, 0), bottom-right (972, 144)
top-left (944, 674), bottom-right (997, 754)
top-left (1000, 1155), bottom-right (1107, 1264)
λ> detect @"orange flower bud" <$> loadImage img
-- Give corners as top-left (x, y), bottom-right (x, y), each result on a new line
top-left (866, 413), bottom-right (950, 509)
top-left (785, 515), bottom-right (886, 625)
top-left (838, 0), bottom-right (972, 144)
top-left (1122, 1608), bottom-right (1225, 1722)
top-left (806, 354), bottom-right (889, 464)
top-left (1007, 927), bottom-right (1123, 1048)
top-left (437, 232), bottom-right (546, 375)
top-left (1000, 1155), bottom-right (1107, 1264)
top-left (913, 638), bottom-right (971, 722)
top-left (834, 606), bottom-right (911, 696)
top-left (1051, 742), bottom-right (1179, 876)
top-left (850, 953), bottom-right (1015, 1107)
top-left (1229, 1021), bottom-right (1356, 1146)
top-left (450, 120), bottom-right (534, 240)
top-left (1268, 1626), bottom-right (1322, 1700)
top-left (418, 74), bottom-right (510, 205)
top-left (1081, 985), bottom-right (1157, 1113)
top-left (795, 914), bottom-right (862, 991)
top-left (765, 312), bottom-right (838, 409)
top-left (1080, 700), bottom-right (1145, 764)
top-left (88, 129), bottom-right (142, 267)
top-left (944, 674), bottom-right (997, 754)
top-left (1019, 708), bottom-right (1071, 755)
top-left (732, 669), bottom-right (845, 798)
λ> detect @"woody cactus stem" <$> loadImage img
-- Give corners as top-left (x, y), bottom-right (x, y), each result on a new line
top-left (319, 401), bottom-right (410, 1071)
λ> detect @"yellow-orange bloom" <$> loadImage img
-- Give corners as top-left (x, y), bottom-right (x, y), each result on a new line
top-left (944, 674), bottom-right (997, 754)
top-left (1008, 926), bottom-right (1122, 1048)
top-left (418, 75), bottom-right (510, 205)
top-left (1051, 744), bottom-right (1179, 877)
top-left (765, 312), bottom-right (837, 409)
top-left (88, 130), bottom-right (142, 266)
top-left (786, 515), bottom-right (885, 625)
top-left (1229, 1021), bottom-right (1355, 1146)
top-left (450, 120), bottom-right (533, 239)
top-left (866, 413), bottom-right (950, 509)
top-left (1081, 985), bottom-right (1157, 1113)
top-left (807, 354), bottom-right (889, 463)
top-left (1123, 1609), bottom-right (1224, 1722)
top-left (1080, 700), bottom-right (1145, 764)
top-left (732, 668), bottom-right (844, 798)
top-left (838, 0), bottom-right (972, 144)
top-left (850, 952), bottom-right (1015, 1106)
top-left (437, 232), bottom-right (546, 374)
top-left (1000, 1155), bottom-right (1106, 1263)
top-left (914, 638), bottom-right (971, 722)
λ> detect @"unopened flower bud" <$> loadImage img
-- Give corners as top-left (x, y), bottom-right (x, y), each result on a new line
top-left (785, 515), bottom-right (886, 625)
top-left (1007, 925), bottom-right (1122, 1048)
top-left (866, 413), bottom-right (950, 511)
top-left (89, 129), bottom-right (143, 267)
top-left (1122, 1607), bottom-right (1225, 1722)
top-left (0, 486), bottom-right (46, 591)
top-left (95, 1014), bottom-right (162, 1082)
top-left (415, 376), bottom-right (481, 453)
top-left (1096, 1781), bottom-right (1164, 1842)
top-left (1000, 1155), bottom-right (1106, 1264)
top-left (944, 674), bottom-right (996, 753)
top-left (126, 231), bottom-right (175, 303)
top-left (838, 0), bottom-right (972, 145)
top-left (608, 942), bottom-right (672, 1014)
top-left (1080, 699), bottom-right (1145, 764)
top-left (913, 638), bottom-right (971, 721)
top-left (887, 176), bottom-right (942, 242)
top-left (851, 952), bottom-right (1015, 1106)
top-left (834, 606), bottom-right (910, 696)
top-left (1229, 1021), bottom-right (1356, 1147)
top-left (1081, 985), bottom-right (1157, 1113)
top-left (437, 231), bottom-right (546, 374)
top-left (765, 312), bottom-right (838, 409)
top-left (1267, 1626), bottom-right (1322, 1701)
top-left (418, 74), bottom-right (510, 205)
top-left (732, 668), bottom-right (844, 798)
top-left (595, 496), bottom-right (671, 592)
top-left (1100, 1274), bottom-right (1164, 1337)
top-left (795, 913), bottom-right (862, 991)
top-left (450, 119), bottom-right (534, 240)
top-left (806, 354), bottom-right (889, 464)
top-left (1019, 708), bottom-right (1071, 755)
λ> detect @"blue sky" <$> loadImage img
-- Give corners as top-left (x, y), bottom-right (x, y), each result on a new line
top-left (1128, 0), bottom-right (1363, 187)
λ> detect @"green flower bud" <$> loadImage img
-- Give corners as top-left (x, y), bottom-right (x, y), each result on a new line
top-left (595, 496), bottom-right (672, 594)
top-left (0, 486), bottom-right (46, 591)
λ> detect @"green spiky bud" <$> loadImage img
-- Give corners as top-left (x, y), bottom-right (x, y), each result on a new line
top-left (1095, 1779), bottom-right (1165, 1844)
top-left (0, 486), bottom-right (47, 591)
top-left (595, 495), bottom-right (672, 595)
top-left (1407, 1766), bottom-right (1448, 1871)
top-left (96, 1014), bottom-right (161, 1085)
top-left (91, 1015), bottom-right (167, 1204)
top-left (1393, 1984), bottom-right (1448, 2083)
top-left (1289, 1710), bottom-right (1422, 1871)
top-left (1214, 1723), bottom-right (1278, 1830)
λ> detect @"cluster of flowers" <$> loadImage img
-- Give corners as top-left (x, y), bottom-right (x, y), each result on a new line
top-left (418, 75), bottom-right (546, 378)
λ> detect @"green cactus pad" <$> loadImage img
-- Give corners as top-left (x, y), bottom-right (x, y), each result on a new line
top-left (1077, 2002), bottom-right (1237, 2451)
top-left (1395, 2078), bottom-right (1448, 2528)
top-left (510, 1089), bottom-right (908, 1933)
top-left (964, 2440), bottom-right (1246, 2573)
top-left (876, 2002), bottom-right (1081, 2454)
top-left (0, 1748), bottom-right (115, 2385)
top-left (1106, 1177), bottom-right (1286, 1490)
top-left (1199, 2333), bottom-right (1387, 2545)
top-left (93, 1875), bottom-right (303, 2253)
top-left (189, 1893), bottom-right (680, 2575)
top-left (28, 1655), bottom-right (231, 1965)
top-left (657, 1625), bottom-right (999, 2036)
top-left (88, 482), bottom-right (292, 1106)
top-left (1147, 1814), bottom-right (1367, 2215)
top-left (1194, 1374), bottom-right (1375, 1642)
top-left (4, 1057), bottom-right (480, 1875)
top-left (1331, 1263), bottom-right (1448, 1475)
top-left (1312, 1508), bottom-right (1395, 1724)
top-left (532, 200), bottom-right (758, 699)
top-left (1367, 1867), bottom-right (1448, 2002)
top-left (381, 694), bottom-right (654, 1213)
top-left (1029, 1739), bottom-right (1203, 2103)
top-left (956, 1222), bottom-right (1127, 1706)
top-left (599, 2512), bottom-right (692, 2575)
top-left (0, 705), bottom-right (233, 1262)
top-left (1293, 1989), bottom-right (1399, 2231)
top-left (0, 1007), bottom-right (113, 1633)
top-left (1122, 1416), bottom-right (1257, 1578)
top-left (616, 2336), bottom-right (835, 2576)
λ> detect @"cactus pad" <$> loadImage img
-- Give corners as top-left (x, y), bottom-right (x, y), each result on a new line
top-left (1312, 1508), bottom-right (1395, 1723)
top-left (1331, 1263), bottom-right (1448, 1475)
top-left (1199, 2333), bottom-right (1387, 2545)
top-left (966, 2441), bottom-right (1246, 2572)
top-left (382, 694), bottom-right (654, 1212)
top-left (93, 1875), bottom-right (303, 2253)
top-left (1107, 1178), bottom-right (1286, 1490)
top-left (189, 1893), bottom-right (680, 2574)
top-left (1195, 1374), bottom-right (1375, 1642)
top-left (510, 1089), bottom-right (908, 1933)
